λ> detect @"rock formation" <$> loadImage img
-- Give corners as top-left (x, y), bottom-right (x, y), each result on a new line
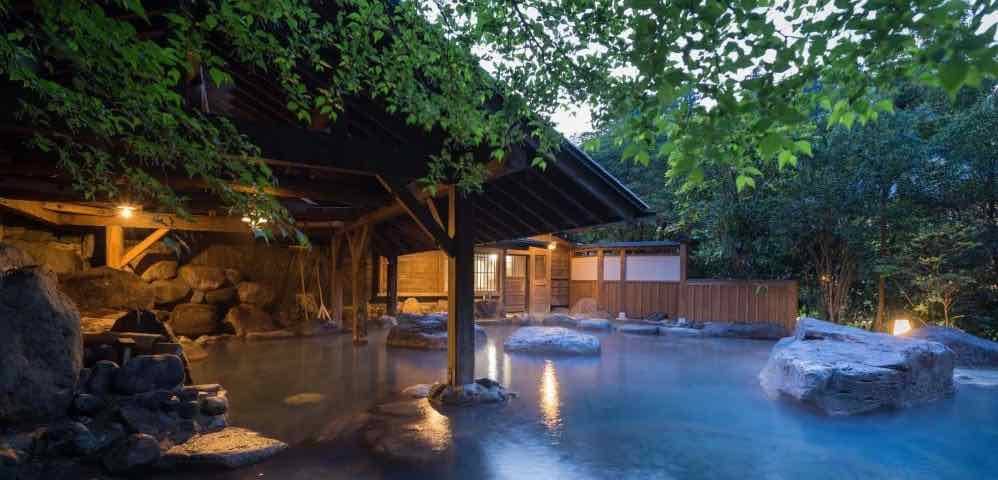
top-left (759, 318), bottom-right (955, 415)
top-left (503, 326), bottom-right (601, 355)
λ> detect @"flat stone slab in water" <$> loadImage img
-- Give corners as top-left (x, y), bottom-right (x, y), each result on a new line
top-left (658, 327), bottom-right (702, 337)
top-left (159, 427), bottom-right (287, 469)
top-left (954, 368), bottom-right (998, 387)
top-left (906, 326), bottom-right (998, 367)
top-left (616, 324), bottom-right (660, 335)
top-left (577, 318), bottom-right (612, 330)
top-left (701, 321), bottom-right (788, 340)
top-left (760, 318), bottom-right (955, 416)
top-left (504, 326), bottom-right (600, 355)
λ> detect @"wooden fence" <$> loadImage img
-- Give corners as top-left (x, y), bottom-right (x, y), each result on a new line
top-left (570, 279), bottom-right (798, 330)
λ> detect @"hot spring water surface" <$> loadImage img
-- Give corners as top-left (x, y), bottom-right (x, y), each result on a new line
top-left (174, 325), bottom-right (998, 479)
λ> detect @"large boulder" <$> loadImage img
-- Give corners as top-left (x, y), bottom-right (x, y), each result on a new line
top-left (114, 354), bottom-right (185, 394)
top-left (5, 239), bottom-right (83, 275)
top-left (102, 433), bottom-right (161, 474)
top-left (1, 241), bottom-right (39, 273)
top-left (159, 427), bottom-right (287, 469)
top-left (223, 304), bottom-right (277, 337)
top-left (151, 277), bottom-right (191, 305)
top-left (178, 265), bottom-right (227, 291)
top-left (571, 297), bottom-right (599, 316)
top-left (386, 314), bottom-right (486, 350)
top-left (169, 303), bottom-right (219, 337)
top-left (541, 313), bottom-right (579, 327)
top-left (400, 297), bottom-right (422, 314)
top-left (905, 325), bottom-right (998, 368)
top-left (139, 260), bottom-right (178, 282)
top-left (503, 326), bottom-right (601, 355)
top-left (701, 321), bottom-right (789, 340)
top-left (0, 260), bottom-right (82, 427)
top-left (60, 266), bottom-right (156, 311)
top-left (759, 318), bottom-right (955, 416)
top-left (236, 281), bottom-right (275, 306)
top-left (616, 323), bottom-right (660, 335)
top-left (204, 287), bottom-right (237, 305)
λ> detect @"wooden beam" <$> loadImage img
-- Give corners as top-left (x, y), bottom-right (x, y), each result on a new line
top-left (531, 172), bottom-right (600, 225)
top-left (426, 195), bottom-right (445, 231)
top-left (447, 188), bottom-right (476, 386)
top-left (42, 202), bottom-right (115, 216)
top-left (0, 197), bottom-right (62, 225)
top-left (497, 248), bottom-right (507, 316)
top-left (491, 182), bottom-right (560, 233)
top-left (476, 192), bottom-right (534, 235)
top-left (105, 226), bottom-right (124, 269)
top-left (119, 228), bottom-right (170, 267)
top-left (377, 177), bottom-right (454, 255)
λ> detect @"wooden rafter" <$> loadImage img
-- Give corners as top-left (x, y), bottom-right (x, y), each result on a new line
top-left (376, 176), bottom-right (453, 255)
top-left (119, 228), bottom-right (171, 267)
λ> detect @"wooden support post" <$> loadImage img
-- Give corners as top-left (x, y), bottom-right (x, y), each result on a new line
top-left (447, 188), bottom-right (475, 387)
top-left (596, 248), bottom-right (604, 311)
top-left (330, 234), bottom-right (342, 325)
top-left (678, 243), bottom-right (688, 319)
top-left (347, 225), bottom-right (370, 345)
top-left (496, 248), bottom-right (507, 317)
top-left (370, 250), bottom-right (381, 303)
top-left (386, 253), bottom-right (399, 316)
top-left (105, 225), bottom-right (124, 269)
top-left (619, 248), bottom-right (628, 318)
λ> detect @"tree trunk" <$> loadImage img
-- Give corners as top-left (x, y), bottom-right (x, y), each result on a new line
top-left (874, 202), bottom-right (888, 332)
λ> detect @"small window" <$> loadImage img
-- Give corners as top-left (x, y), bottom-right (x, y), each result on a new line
top-left (474, 253), bottom-right (497, 293)
top-left (506, 255), bottom-right (526, 278)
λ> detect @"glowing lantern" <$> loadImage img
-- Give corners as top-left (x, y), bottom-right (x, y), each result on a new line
top-left (547, 241), bottom-right (557, 250)
top-left (116, 205), bottom-right (136, 219)
top-left (893, 318), bottom-right (912, 336)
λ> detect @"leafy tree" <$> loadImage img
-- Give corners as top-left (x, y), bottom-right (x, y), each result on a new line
top-left (2, 0), bottom-right (995, 230)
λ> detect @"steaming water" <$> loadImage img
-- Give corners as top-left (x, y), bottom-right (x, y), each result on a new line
top-left (177, 325), bottom-right (998, 479)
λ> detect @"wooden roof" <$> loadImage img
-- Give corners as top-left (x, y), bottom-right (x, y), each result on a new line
top-left (0, 5), bottom-right (652, 256)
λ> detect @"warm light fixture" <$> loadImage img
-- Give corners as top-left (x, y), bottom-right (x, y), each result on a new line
top-left (547, 241), bottom-right (557, 250)
top-left (241, 214), bottom-right (268, 228)
top-left (117, 205), bottom-right (136, 219)
top-left (893, 318), bottom-right (912, 336)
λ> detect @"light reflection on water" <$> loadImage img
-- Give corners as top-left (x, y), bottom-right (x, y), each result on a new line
top-left (180, 325), bottom-right (998, 480)
top-left (539, 359), bottom-right (562, 433)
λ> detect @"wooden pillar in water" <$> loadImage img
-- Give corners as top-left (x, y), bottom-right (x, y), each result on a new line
top-left (347, 226), bottom-right (369, 345)
top-left (447, 188), bottom-right (475, 386)
top-left (330, 234), bottom-right (343, 325)
top-left (386, 253), bottom-right (399, 316)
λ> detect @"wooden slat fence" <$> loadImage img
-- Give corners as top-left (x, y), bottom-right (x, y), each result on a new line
top-left (569, 278), bottom-right (798, 330)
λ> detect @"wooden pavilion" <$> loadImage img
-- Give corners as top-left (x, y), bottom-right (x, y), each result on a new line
top-left (0, 18), bottom-right (652, 386)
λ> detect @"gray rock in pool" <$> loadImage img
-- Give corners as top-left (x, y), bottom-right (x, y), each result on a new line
top-left (386, 313), bottom-right (486, 350)
top-left (905, 326), bottom-right (998, 367)
top-left (158, 427), bottom-right (287, 469)
top-left (701, 321), bottom-right (788, 340)
top-left (503, 326), bottom-right (600, 355)
top-left (577, 318), bottom-right (612, 330)
top-left (616, 324), bottom-right (659, 335)
top-left (760, 318), bottom-right (955, 416)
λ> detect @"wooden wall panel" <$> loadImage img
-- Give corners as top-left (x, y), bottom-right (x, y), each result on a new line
top-left (551, 247), bottom-right (570, 280)
top-left (569, 280), bottom-right (597, 309)
top-left (678, 280), bottom-right (798, 330)
top-left (550, 279), bottom-right (569, 307)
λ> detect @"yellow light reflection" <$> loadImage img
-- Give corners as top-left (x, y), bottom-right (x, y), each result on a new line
top-left (416, 400), bottom-right (452, 451)
top-left (539, 360), bottom-right (561, 431)
top-left (487, 342), bottom-right (498, 382)
top-left (503, 353), bottom-right (512, 388)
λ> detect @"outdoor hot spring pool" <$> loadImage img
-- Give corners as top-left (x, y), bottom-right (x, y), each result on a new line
top-left (170, 325), bottom-right (998, 479)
